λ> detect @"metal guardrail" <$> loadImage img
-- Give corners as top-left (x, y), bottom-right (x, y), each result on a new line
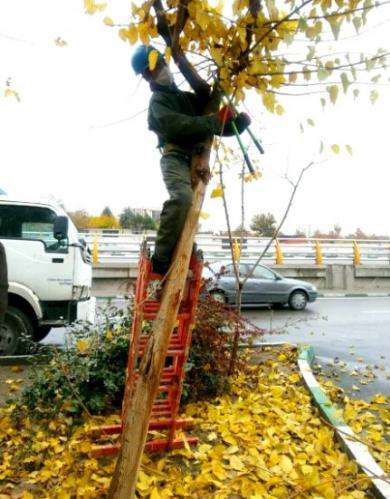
top-left (81, 232), bottom-right (390, 265)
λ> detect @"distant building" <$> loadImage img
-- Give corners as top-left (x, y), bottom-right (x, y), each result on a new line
top-left (132, 208), bottom-right (161, 221)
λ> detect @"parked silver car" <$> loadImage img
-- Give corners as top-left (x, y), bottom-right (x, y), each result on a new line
top-left (203, 261), bottom-right (317, 310)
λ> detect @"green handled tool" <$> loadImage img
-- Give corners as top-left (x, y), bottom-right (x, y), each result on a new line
top-left (230, 121), bottom-right (256, 175)
top-left (246, 126), bottom-right (265, 155)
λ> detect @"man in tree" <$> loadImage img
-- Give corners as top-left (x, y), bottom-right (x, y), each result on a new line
top-left (131, 45), bottom-right (251, 275)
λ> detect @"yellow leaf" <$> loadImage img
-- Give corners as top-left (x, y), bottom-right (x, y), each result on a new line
top-left (210, 185), bottom-right (223, 198)
top-left (345, 145), bottom-right (353, 155)
top-left (84, 0), bottom-right (106, 15)
top-left (138, 23), bottom-right (149, 45)
top-left (103, 16), bottom-right (114, 26)
top-left (331, 144), bottom-right (340, 154)
top-left (225, 445), bottom-right (239, 454)
top-left (21, 492), bottom-right (34, 499)
top-left (262, 92), bottom-right (276, 113)
top-left (164, 47), bottom-right (171, 64)
top-left (106, 330), bottom-right (113, 340)
top-left (196, 11), bottom-right (209, 30)
top-left (199, 211), bottom-right (210, 220)
top-left (210, 47), bottom-right (223, 66)
top-left (301, 464), bottom-right (313, 475)
top-left (288, 373), bottom-right (300, 383)
top-left (270, 385), bottom-right (284, 397)
top-left (370, 89), bottom-right (379, 104)
top-left (54, 37), bottom-right (67, 47)
top-left (229, 455), bottom-right (245, 471)
top-left (150, 487), bottom-right (161, 499)
top-left (372, 394), bottom-right (387, 404)
top-left (148, 50), bottom-right (159, 71)
top-left (137, 470), bottom-right (152, 491)
top-left (76, 339), bottom-right (89, 353)
top-left (4, 88), bottom-right (20, 102)
top-left (280, 455), bottom-right (293, 474)
top-left (118, 25), bottom-right (138, 44)
top-left (327, 85), bottom-right (338, 104)
top-left (128, 25), bottom-right (138, 44)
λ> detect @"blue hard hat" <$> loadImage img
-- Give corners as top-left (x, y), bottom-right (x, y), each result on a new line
top-left (131, 45), bottom-right (163, 75)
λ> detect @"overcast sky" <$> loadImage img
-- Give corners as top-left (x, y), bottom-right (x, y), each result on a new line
top-left (1, 0), bottom-right (389, 235)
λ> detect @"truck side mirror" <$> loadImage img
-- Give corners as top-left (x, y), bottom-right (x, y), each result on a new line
top-left (53, 216), bottom-right (69, 241)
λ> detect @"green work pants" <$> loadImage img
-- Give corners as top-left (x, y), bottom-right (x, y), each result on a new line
top-left (154, 153), bottom-right (193, 264)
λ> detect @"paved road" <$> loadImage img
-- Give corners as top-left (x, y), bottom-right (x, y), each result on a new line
top-left (246, 297), bottom-right (390, 398)
top-left (43, 297), bottom-right (390, 399)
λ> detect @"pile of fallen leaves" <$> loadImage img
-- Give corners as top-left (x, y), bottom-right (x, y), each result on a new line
top-left (319, 380), bottom-right (390, 475)
top-left (0, 346), bottom-right (387, 498)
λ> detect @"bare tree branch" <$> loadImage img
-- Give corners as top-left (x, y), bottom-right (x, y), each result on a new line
top-left (153, 0), bottom-right (172, 45)
top-left (251, 51), bottom-right (389, 77)
top-left (152, 0), bottom-right (210, 94)
top-left (172, 0), bottom-right (189, 52)
top-left (241, 161), bottom-right (315, 288)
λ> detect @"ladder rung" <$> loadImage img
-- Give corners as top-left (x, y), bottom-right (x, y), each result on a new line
top-left (91, 436), bottom-right (199, 457)
top-left (90, 417), bottom-right (194, 437)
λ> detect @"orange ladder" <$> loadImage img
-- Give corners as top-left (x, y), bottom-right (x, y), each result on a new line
top-left (92, 243), bottom-right (203, 456)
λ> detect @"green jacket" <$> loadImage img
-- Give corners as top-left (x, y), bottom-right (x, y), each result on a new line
top-left (148, 83), bottom-right (233, 156)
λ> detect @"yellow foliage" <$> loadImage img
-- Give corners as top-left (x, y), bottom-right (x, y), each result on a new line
top-left (76, 339), bottom-right (89, 353)
top-left (94, 0), bottom-right (385, 114)
top-left (87, 215), bottom-right (119, 229)
top-left (0, 346), bottom-right (388, 496)
top-left (84, 0), bottom-right (106, 15)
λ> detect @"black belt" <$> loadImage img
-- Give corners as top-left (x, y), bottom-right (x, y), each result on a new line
top-left (163, 151), bottom-right (191, 162)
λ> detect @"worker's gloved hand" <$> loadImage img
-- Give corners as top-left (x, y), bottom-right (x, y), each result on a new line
top-left (217, 105), bottom-right (235, 124)
top-left (233, 112), bottom-right (251, 134)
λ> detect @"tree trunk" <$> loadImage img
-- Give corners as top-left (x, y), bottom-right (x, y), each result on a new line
top-left (107, 142), bottom-right (212, 499)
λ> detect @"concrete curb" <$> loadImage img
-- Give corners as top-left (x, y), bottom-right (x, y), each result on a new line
top-left (93, 293), bottom-right (390, 301)
top-left (318, 292), bottom-right (390, 298)
top-left (298, 345), bottom-right (390, 499)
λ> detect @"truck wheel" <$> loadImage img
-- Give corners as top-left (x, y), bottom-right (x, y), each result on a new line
top-left (0, 306), bottom-right (34, 355)
top-left (34, 326), bottom-right (52, 342)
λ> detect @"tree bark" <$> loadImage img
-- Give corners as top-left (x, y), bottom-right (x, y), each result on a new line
top-left (107, 142), bottom-right (212, 499)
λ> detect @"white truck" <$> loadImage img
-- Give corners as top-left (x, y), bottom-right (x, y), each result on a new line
top-left (0, 194), bottom-right (96, 355)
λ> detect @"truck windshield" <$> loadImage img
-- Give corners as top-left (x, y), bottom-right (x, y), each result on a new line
top-left (0, 204), bottom-right (66, 252)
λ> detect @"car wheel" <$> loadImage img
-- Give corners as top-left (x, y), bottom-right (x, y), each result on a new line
top-left (288, 290), bottom-right (308, 311)
top-left (210, 290), bottom-right (227, 304)
top-left (0, 306), bottom-right (34, 355)
top-left (34, 325), bottom-right (52, 342)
